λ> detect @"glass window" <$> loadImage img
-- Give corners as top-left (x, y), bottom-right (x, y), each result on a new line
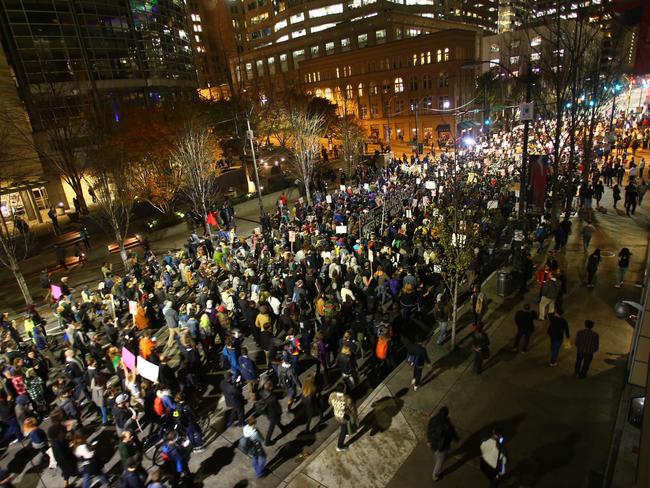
top-left (358, 83), bottom-right (364, 97)
top-left (341, 38), bottom-right (351, 51)
top-left (267, 56), bottom-right (276, 75)
top-left (412, 54), bottom-right (418, 66)
top-left (245, 62), bottom-right (254, 79)
top-left (531, 52), bottom-right (541, 61)
top-left (394, 77), bottom-right (404, 93)
top-left (311, 45), bottom-right (319, 57)
top-left (309, 4), bottom-right (344, 18)
top-left (382, 79), bottom-right (391, 94)
top-left (293, 49), bottom-right (305, 67)
top-left (336, 67), bottom-right (340, 78)
top-left (277, 35), bottom-right (289, 42)
top-left (443, 48), bottom-right (450, 61)
top-left (311, 23), bottom-right (336, 33)
top-left (346, 84), bottom-right (354, 98)
top-left (325, 87), bottom-right (333, 99)
top-left (369, 81), bottom-right (378, 95)
top-left (290, 13), bottom-right (305, 23)
top-left (531, 36), bottom-right (542, 47)
top-left (427, 51), bottom-right (431, 64)
top-left (360, 104), bottom-right (368, 118)
top-left (376, 29), bottom-right (386, 43)
top-left (280, 53), bottom-right (288, 72)
top-left (437, 49), bottom-right (442, 62)
top-left (292, 29), bottom-right (306, 38)
top-left (395, 27), bottom-right (402, 40)
top-left (371, 103), bottom-right (378, 118)
top-left (409, 76), bottom-right (418, 91)
top-left (256, 59), bottom-right (264, 77)
top-left (274, 20), bottom-right (287, 31)
top-left (510, 55), bottom-right (519, 65)
top-left (358, 33), bottom-right (368, 48)
top-left (326, 42), bottom-right (335, 54)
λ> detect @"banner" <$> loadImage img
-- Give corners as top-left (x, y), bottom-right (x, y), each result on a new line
top-left (122, 347), bottom-right (136, 370)
top-left (137, 356), bottom-right (159, 382)
top-left (528, 155), bottom-right (548, 214)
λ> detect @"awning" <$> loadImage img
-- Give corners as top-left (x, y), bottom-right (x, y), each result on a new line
top-left (436, 124), bottom-right (451, 132)
top-left (0, 178), bottom-right (48, 196)
top-left (457, 120), bottom-right (481, 130)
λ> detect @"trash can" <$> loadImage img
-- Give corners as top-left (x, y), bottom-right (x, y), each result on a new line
top-left (497, 271), bottom-right (510, 297)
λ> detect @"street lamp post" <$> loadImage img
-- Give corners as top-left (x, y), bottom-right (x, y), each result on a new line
top-left (245, 116), bottom-right (265, 220)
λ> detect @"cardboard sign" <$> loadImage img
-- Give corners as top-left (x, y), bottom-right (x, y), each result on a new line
top-left (368, 249), bottom-right (374, 262)
top-left (122, 347), bottom-right (136, 370)
top-left (340, 185), bottom-right (346, 191)
top-left (425, 181), bottom-right (435, 190)
top-left (364, 183), bottom-right (370, 191)
top-left (406, 209), bottom-right (412, 219)
top-left (51, 284), bottom-right (62, 301)
top-left (128, 300), bottom-right (138, 315)
top-left (416, 178), bottom-right (421, 185)
top-left (137, 356), bottom-right (159, 382)
top-left (487, 200), bottom-right (499, 210)
top-left (288, 231), bottom-right (296, 242)
top-left (335, 225), bottom-right (347, 234)
top-left (326, 195), bottom-right (332, 203)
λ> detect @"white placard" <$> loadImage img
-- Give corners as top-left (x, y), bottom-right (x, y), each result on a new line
top-left (416, 178), bottom-right (421, 184)
top-left (406, 209), bottom-right (412, 218)
top-left (340, 185), bottom-right (346, 191)
top-left (487, 200), bottom-right (499, 210)
top-left (326, 195), bottom-right (332, 203)
top-left (128, 300), bottom-right (138, 315)
top-left (336, 225), bottom-right (347, 234)
top-left (364, 183), bottom-right (370, 191)
top-left (368, 249), bottom-right (374, 262)
top-left (136, 356), bottom-right (159, 382)
top-left (425, 181), bottom-right (435, 190)
top-left (288, 231), bottom-right (296, 243)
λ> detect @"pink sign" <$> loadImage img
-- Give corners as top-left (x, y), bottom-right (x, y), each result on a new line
top-left (51, 284), bottom-right (62, 301)
top-left (122, 347), bottom-right (136, 370)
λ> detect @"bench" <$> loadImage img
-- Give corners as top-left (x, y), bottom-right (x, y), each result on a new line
top-left (107, 235), bottom-right (143, 254)
top-left (50, 230), bottom-right (83, 249)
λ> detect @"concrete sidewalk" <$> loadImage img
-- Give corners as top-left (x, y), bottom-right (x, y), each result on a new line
top-left (280, 183), bottom-right (650, 488)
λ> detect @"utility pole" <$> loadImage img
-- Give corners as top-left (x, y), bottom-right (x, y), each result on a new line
top-left (519, 62), bottom-right (533, 219)
top-left (246, 116), bottom-right (265, 220)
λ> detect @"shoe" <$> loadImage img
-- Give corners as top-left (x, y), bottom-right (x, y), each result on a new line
top-left (413, 385), bottom-right (418, 391)
top-left (614, 284), bottom-right (621, 288)
top-left (411, 378), bottom-right (416, 385)
top-left (336, 446), bottom-right (349, 452)
top-left (549, 363), bottom-right (558, 367)
top-left (193, 447), bottom-right (205, 453)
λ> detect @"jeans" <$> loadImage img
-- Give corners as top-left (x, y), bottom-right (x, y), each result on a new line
top-left (187, 422), bottom-right (203, 448)
top-left (550, 339), bottom-right (562, 364)
top-left (575, 352), bottom-right (593, 377)
top-left (413, 365), bottom-right (423, 386)
top-left (99, 405), bottom-right (108, 425)
top-left (514, 332), bottom-right (531, 352)
top-left (265, 416), bottom-right (283, 444)
top-left (252, 452), bottom-right (266, 477)
top-left (583, 237), bottom-right (591, 253)
top-left (617, 266), bottom-right (628, 284)
top-left (82, 472), bottom-right (109, 488)
top-left (227, 406), bottom-right (245, 428)
top-left (1, 418), bottom-right (23, 443)
top-left (437, 321), bottom-right (448, 344)
top-left (473, 350), bottom-right (484, 374)
top-left (337, 422), bottom-right (348, 449)
top-left (432, 449), bottom-right (448, 480)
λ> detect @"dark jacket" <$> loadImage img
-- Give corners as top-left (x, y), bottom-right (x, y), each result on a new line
top-left (427, 413), bottom-right (459, 451)
top-left (120, 467), bottom-right (148, 488)
top-left (238, 356), bottom-right (258, 382)
top-left (219, 378), bottom-right (244, 408)
top-left (260, 389), bottom-right (283, 419)
top-left (406, 343), bottom-right (431, 367)
top-left (547, 315), bottom-right (570, 341)
top-left (515, 310), bottom-right (536, 334)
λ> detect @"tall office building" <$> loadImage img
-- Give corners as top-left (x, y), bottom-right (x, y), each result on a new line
top-left (0, 0), bottom-right (197, 131)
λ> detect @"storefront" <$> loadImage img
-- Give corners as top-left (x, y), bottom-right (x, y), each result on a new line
top-left (0, 179), bottom-right (49, 226)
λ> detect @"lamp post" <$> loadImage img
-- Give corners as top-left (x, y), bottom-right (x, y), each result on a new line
top-left (414, 95), bottom-right (432, 156)
top-left (246, 116), bottom-right (265, 220)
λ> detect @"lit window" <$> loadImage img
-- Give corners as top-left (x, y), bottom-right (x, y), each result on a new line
top-left (245, 62), bottom-right (253, 79)
top-left (193, 24), bottom-right (202, 32)
top-left (443, 48), bottom-right (450, 61)
top-left (369, 81), bottom-right (378, 95)
top-left (382, 79), bottom-right (391, 94)
top-left (412, 54), bottom-right (418, 66)
top-left (376, 29), bottom-right (386, 43)
top-left (290, 13), bottom-right (305, 23)
top-left (360, 104), bottom-right (367, 118)
top-left (420, 52), bottom-right (425, 65)
top-left (256, 60), bottom-right (264, 77)
top-left (531, 36), bottom-right (542, 47)
top-left (346, 84), bottom-right (353, 98)
top-left (280, 54), bottom-right (288, 72)
top-left (490, 43), bottom-right (500, 53)
top-left (292, 29), bottom-right (306, 38)
top-left (510, 56), bottom-right (520, 65)
top-left (437, 49), bottom-right (442, 62)
top-left (194, 35), bottom-right (200, 42)
top-left (309, 4), bottom-right (344, 18)
top-left (312, 23), bottom-right (336, 33)
top-left (267, 56), bottom-right (276, 75)
top-left (325, 88), bottom-right (333, 99)
top-left (427, 51), bottom-right (431, 64)
top-left (341, 38), bottom-right (351, 51)
top-left (274, 20), bottom-right (287, 32)
top-left (336, 67), bottom-right (340, 78)
top-left (531, 52), bottom-right (541, 61)
top-left (311, 45), bottom-right (319, 57)
top-left (277, 35), bottom-right (288, 42)
top-left (394, 77), bottom-right (404, 93)
top-left (358, 82), bottom-right (364, 97)
top-left (358, 33), bottom-right (368, 47)
top-left (326, 42), bottom-right (335, 54)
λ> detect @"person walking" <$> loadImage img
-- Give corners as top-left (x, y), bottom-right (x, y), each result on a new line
top-left (581, 223), bottom-right (595, 253)
top-left (480, 428), bottom-right (507, 487)
top-left (434, 297), bottom-right (452, 345)
top-left (427, 406), bottom-right (459, 481)
top-left (612, 184), bottom-right (621, 208)
top-left (406, 340), bottom-right (431, 390)
top-left (220, 371), bottom-right (245, 429)
top-left (538, 274), bottom-right (560, 320)
top-left (586, 249), bottom-right (601, 288)
top-left (471, 326), bottom-right (490, 374)
top-left (301, 374), bottom-right (323, 433)
top-left (328, 383), bottom-right (357, 452)
top-left (547, 312), bottom-right (570, 367)
top-left (241, 418), bottom-right (266, 478)
top-left (48, 207), bottom-right (60, 234)
top-left (615, 247), bottom-right (631, 288)
top-left (259, 381), bottom-right (285, 446)
top-left (72, 431), bottom-right (110, 488)
top-left (574, 320), bottom-right (599, 378)
top-left (513, 304), bottom-right (536, 352)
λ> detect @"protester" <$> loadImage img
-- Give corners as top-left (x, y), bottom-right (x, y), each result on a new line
top-left (574, 320), bottom-right (599, 378)
top-left (427, 406), bottom-right (459, 481)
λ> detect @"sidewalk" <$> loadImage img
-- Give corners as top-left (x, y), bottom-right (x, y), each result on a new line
top-left (280, 182), bottom-right (650, 488)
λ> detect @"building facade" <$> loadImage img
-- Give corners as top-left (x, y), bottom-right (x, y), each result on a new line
top-left (301, 28), bottom-right (479, 145)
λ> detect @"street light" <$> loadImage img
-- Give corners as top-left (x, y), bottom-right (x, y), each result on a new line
top-left (245, 116), bottom-right (265, 220)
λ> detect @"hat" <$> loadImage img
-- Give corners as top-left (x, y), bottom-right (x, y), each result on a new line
top-left (296, 280), bottom-right (304, 286)
top-left (218, 305), bottom-right (226, 312)
top-left (116, 393), bottom-right (129, 404)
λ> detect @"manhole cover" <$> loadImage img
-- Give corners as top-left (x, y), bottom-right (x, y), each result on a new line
top-left (601, 250), bottom-right (615, 258)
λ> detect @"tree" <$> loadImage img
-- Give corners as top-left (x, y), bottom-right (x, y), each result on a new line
top-left (287, 108), bottom-right (326, 205)
top-left (335, 114), bottom-right (366, 177)
top-left (256, 101), bottom-right (293, 148)
top-left (172, 123), bottom-right (221, 237)
top-left (0, 119), bottom-right (34, 304)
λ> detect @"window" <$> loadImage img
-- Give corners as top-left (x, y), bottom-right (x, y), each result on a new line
top-left (267, 56), bottom-right (276, 75)
top-left (420, 52), bottom-right (425, 65)
top-left (395, 27), bottom-right (402, 40)
top-left (341, 38), bottom-right (351, 51)
top-left (376, 29), bottom-right (386, 43)
top-left (311, 45), bottom-right (319, 57)
top-left (394, 77), bottom-right (404, 93)
top-left (371, 103), bottom-right (378, 118)
top-left (395, 99), bottom-right (404, 113)
top-left (409, 99), bottom-right (417, 112)
top-left (412, 54), bottom-right (418, 66)
top-left (292, 29), bottom-right (306, 38)
top-left (293, 49), bottom-right (305, 68)
top-left (530, 36), bottom-right (542, 47)
top-left (251, 12), bottom-right (269, 24)
top-left (325, 87), bottom-right (333, 99)
top-left (325, 42), bottom-right (335, 54)
top-left (409, 76), bottom-right (418, 91)
top-left (426, 51), bottom-right (431, 64)
top-left (423, 74), bottom-right (431, 89)
top-left (336, 68), bottom-right (340, 78)
top-left (275, 20), bottom-right (287, 32)
top-left (193, 24), bottom-right (202, 32)
top-left (490, 43), bottom-right (500, 53)
top-left (436, 49), bottom-right (442, 62)
top-left (358, 83), bottom-right (364, 97)
top-left (256, 60), bottom-right (264, 77)
top-left (277, 35), bottom-right (289, 42)
top-left (309, 4), bottom-right (344, 18)
top-left (245, 62), bottom-right (254, 79)
top-left (406, 28), bottom-right (421, 37)
top-left (360, 104), bottom-right (368, 118)
top-left (290, 13), bottom-right (304, 23)
top-left (358, 33), bottom-right (368, 48)
top-left (312, 23), bottom-right (336, 33)
top-left (346, 84), bottom-right (354, 98)
top-left (438, 73), bottom-right (448, 87)
top-left (369, 81), bottom-right (378, 95)
top-left (280, 54), bottom-right (288, 72)
top-left (531, 52), bottom-right (541, 61)
top-left (343, 66), bottom-right (352, 77)
top-left (510, 56), bottom-right (519, 65)
top-left (382, 79), bottom-right (391, 94)
top-left (334, 87), bottom-right (341, 100)
top-left (195, 34), bottom-right (200, 42)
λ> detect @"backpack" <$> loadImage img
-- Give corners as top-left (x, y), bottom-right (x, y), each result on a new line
top-left (376, 336), bottom-right (390, 360)
top-left (153, 396), bottom-right (167, 417)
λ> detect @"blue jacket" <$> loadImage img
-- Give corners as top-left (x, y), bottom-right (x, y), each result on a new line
top-left (222, 347), bottom-right (240, 374)
top-left (238, 356), bottom-right (258, 382)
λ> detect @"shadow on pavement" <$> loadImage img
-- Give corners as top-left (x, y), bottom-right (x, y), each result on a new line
top-left (196, 442), bottom-right (237, 481)
top-left (511, 431), bottom-right (581, 486)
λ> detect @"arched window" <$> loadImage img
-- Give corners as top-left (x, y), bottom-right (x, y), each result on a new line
top-left (436, 49), bottom-right (442, 62)
top-left (412, 53), bottom-right (418, 66)
top-left (346, 84), bottom-right (354, 99)
top-left (334, 86), bottom-right (342, 100)
top-left (444, 47), bottom-right (450, 61)
top-left (358, 82), bottom-right (364, 97)
top-left (382, 79), bottom-right (391, 94)
top-left (426, 51), bottom-right (431, 64)
top-left (324, 87), bottom-right (333, 99)
top-left (394, 77), bottom-right (404, 93)
top-left (420, 52), bottom-right (425, 65)
top-left (369, 81), bottom-right (378, 95)
top-left (315, 88), bottom-right (323, 97)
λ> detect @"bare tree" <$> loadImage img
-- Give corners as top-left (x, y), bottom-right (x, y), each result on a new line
top-left (172, 123), bottom-right (220, 237)
top-left (0, 119), bottom-right (34, 304)
top-left (288, 108), bottom-right (326, 205)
